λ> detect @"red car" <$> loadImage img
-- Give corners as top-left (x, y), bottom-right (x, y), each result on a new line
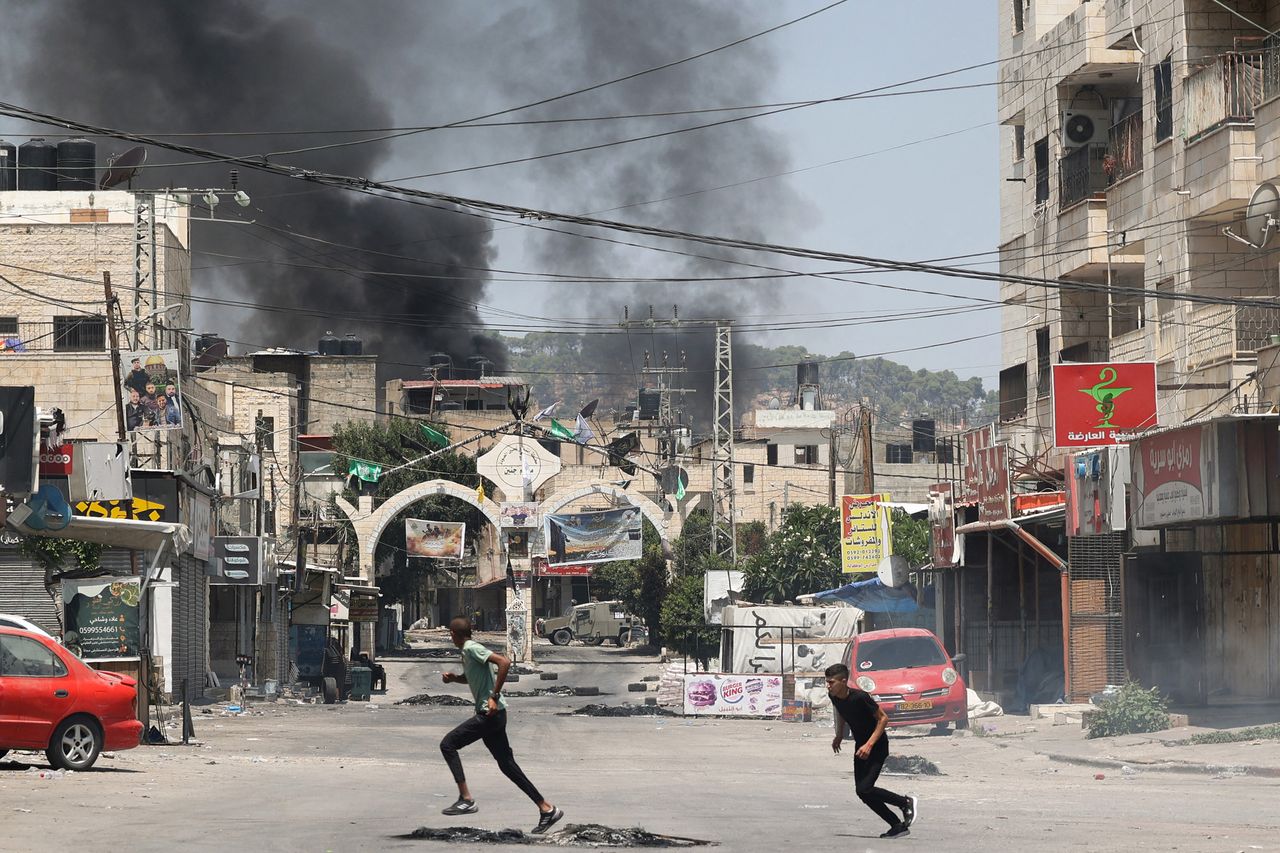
top-left (843, 627), bottom-right (969, 731)
top-left (0, 627), bottom-right (143, 770)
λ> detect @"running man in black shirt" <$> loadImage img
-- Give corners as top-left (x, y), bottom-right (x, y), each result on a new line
top-left (826, 663), bottom-right (917, 839)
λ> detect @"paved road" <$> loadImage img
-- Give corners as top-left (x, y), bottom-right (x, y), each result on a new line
top-left (3, 639), bottom-right (1278, 851)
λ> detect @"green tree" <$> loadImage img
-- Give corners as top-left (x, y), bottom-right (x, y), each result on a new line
top-left (330, 418), bottom-right (481, 606)
top-left (889, 509), bottom-right (930, 568)
top-left (588, 523), bottom-right (668, 642)
top-left (741, 503), bottom-right (843, 603)
top-left (660, 553), bottom-right (731, 666)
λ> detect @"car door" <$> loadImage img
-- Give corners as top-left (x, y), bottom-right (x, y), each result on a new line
top-left (0, 634), bottom-right (73, 748)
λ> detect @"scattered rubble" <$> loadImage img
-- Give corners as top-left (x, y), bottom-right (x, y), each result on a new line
top-left (404, 823), bottom-right (713, 847)
top-left (396, 694), bottom-right (473, 707)
top-left (506, 686), bottom-right (576, 698)
top-left (883, 755), bottom-right (941, 776)
top-left (563, 704), bottom-right (678, 718)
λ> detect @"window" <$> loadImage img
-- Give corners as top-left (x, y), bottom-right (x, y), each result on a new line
top-left (0, 635), bottom-right (67, 677)
top-left (1110, 289), bottom-right (1145, 337)
top-left (1034, 137), bottom-right (1050, 205)
top-left (1035, 326), bottom-right (1051, 398)
top-left (1155, 54), bottom-right (1173, 142)
top-left (885, 444), bottom-right (913, 464)
top-left (999, 363), bottom-right (1028, 421)
top-left (1013, 124), bottom-right (1025, 161)
top-left (743, 464), bottom-right (755, 485)
top-left (794, 445), bottom-right (818, 465)
top-left (1156, 278), bottom-right (1177, 342)
top-left (257, 416), bottom-right (275, 452)
top-left (766, 444), bottom-right (778, 466)
top-left (53, 315), bottom-right (105, 351)
top-left (1012, 0), bottom-right (1024, 34)
top-left (0, 316), bottom-right (16, 335)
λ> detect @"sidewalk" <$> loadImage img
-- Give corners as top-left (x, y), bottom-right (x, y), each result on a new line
top-left (967, 711), bottom-right (1280, 777)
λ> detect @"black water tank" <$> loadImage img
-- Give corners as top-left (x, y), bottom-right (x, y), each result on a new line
top-left (318, 331), bottom-right (341, 355)
top-left (797, 360), bottom-right (820, 388)
top-left (467, 355), bottom-right (490, 377)
top-left (912, 418), bottom-right (936, 452)
top-left (55, 138), bottom-right (96, 190)
top-left (638, 388), bottom-right (661, 420)
top-left (18, 138), bottom-right (58, 190)
top-left (340, 333), bottom-right (362, 355)
top-left (429, 352), bottom-right (452, 379)
top-left (194, 334), bottom-right (228, 371)
top-left (0, 141), bottom-right (16, 191)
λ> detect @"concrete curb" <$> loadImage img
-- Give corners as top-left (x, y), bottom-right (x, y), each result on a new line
top-left (1038, 751), bottom-right (1280, 778)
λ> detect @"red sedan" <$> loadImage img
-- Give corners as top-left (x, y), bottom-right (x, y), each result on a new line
top-left (843, 627), bottom-right (969, 731)
top-left (0, 627), bottom-right (142, 770)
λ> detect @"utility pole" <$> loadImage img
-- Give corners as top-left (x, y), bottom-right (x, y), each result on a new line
top-left (103, 271), bottom-right (127, 441)
top-left (860, 404), bottom-right (875, 494)
top-left (711, 322), bottom-right (736, 562)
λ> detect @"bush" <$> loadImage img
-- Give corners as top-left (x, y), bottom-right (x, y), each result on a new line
top-left (1085, 682), bottom-right (1170, 739)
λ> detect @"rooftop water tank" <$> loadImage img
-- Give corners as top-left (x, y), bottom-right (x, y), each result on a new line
top-left (638, 388), bottom-right (661, 420)
top-left (428, 352), bottom-right (452, 379)
top-left (466, 355), bottom-right (490, 377)
top-left (318, 331), bottom-right (341, 355)
top-left (55, 138), bottom-right (96, 190)
top-left (18, 138), bottom-right (58, 190)
top-left (340, 333), bottom-right (363, 356)
top-left (0, 141), bottom-right (16, 191)
top-left (797, 360), bottom-right (820, 388)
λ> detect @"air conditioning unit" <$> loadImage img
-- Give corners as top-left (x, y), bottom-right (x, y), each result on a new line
top-left (1062, 109), bottom-right (1110, 148)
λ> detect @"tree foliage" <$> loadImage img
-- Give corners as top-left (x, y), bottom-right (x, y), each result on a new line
top-left (741, 504), bottom-right (843, 603)
top-left (589, 523), bottom-right (668, 642)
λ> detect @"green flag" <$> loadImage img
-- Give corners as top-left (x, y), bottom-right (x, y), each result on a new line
top-left (547, 418), bottom-right (576, 441)
top-left (420, 423), bottom-right (449, 448)
top-left (349, 460), bottom-right (383, 483)
top-left (674, 477), bottom-right (686, 501)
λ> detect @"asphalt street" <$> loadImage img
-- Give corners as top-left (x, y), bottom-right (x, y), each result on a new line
top-left (2, 638), bottom-right (1278, 852)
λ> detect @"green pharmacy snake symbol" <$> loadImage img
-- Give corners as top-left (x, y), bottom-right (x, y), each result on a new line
top-left (1079, 367), bottom-right (1131, 428)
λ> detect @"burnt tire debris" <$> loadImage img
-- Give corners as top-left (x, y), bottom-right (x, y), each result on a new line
top-left (884, 754), bottom-right (942, 775)
top-left (395, 694), bottom-right (474, 707)
top-left (404, 823), bottom-right (714, 847)
top-left (562, 703), bottom-right (678, 718)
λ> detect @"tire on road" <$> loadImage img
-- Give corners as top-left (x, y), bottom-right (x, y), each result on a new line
top-left (322, 677), bottom-right (339, 704)
top-left (550, 628), bottom-right (573, 646)
top-left (582, 637), bottom-right (604, 646)
top-left (46, 715), bottom-right (102, 771)
top-left (616, 631), bottom-right (630, 647)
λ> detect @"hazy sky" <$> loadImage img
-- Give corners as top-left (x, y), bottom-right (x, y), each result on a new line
top-left (0, 1), bottom-right (1000, 385)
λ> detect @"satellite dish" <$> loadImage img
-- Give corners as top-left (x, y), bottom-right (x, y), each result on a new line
top-left (99, 146), bottom-right (147, 189)
top-left (767, 396), bottom-right (781, 410)
top-left (659, 465), bottom-right (689, 496)
top-left (1243, 182), bottom-right (1280, 248)
top-left (876, 554), bottom-right (909, 589)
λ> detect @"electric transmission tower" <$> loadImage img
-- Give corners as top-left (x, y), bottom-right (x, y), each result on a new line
top-left (711, 322), bottom-right (736, 562)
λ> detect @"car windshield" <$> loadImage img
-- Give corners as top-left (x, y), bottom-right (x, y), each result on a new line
top-left (855, 636), bottom-right (947, 672)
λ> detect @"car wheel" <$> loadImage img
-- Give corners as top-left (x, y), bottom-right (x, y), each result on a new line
top-left (322, 677), bottom-right (339, 705)
top-left (46, 717), bottom-right (102, 771)
top-left (933, 722), bottom-right (950, 734)
top-left (550, 628), bottom-right (573, 646)
top-left (617, 631), bottom-right (630, 647)
top-left (955, 715), bottom-right (970, 730)
top-left (582, 637), bottom-right (604, 646)
top-left (0, 749), bottom-right (7, 760)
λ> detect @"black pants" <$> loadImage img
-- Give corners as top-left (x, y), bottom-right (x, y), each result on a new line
top-left (855, 751), bottom-right (909, 828)
top-left (440, 710), bottom-right (543, 805)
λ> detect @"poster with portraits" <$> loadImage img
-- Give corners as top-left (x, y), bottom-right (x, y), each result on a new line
top-left (405, 518), bottom-right (466, 560)
top-left (120, 349), bottom-right (183, 433)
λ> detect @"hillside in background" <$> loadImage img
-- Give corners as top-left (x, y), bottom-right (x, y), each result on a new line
top-left (505, 332), bottom-right (996, 432)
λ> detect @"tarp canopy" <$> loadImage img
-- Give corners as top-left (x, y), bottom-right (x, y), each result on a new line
top-left (812, 577), bottom-right (919, 613)
top-left (7, 513), bottom-right (191, 554)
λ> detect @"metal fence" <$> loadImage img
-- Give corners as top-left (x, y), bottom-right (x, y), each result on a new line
top-left (1059, 143), bottom-right (1109, 209)
top-left (1184, 49), bottom-right (1268, 140)
top-left (1108, 110), bottom-right (1143, 183)
top-left (0, 318), bottom-right (108, 353)
top-left (1184, 301), bottom-right (1280, 369)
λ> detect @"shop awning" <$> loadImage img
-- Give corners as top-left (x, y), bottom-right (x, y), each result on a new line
top-left (954, 514), bottom-right (1067, 572)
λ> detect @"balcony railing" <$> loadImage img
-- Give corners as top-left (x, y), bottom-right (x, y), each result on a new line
top-left (0, 319), bottom-right (108, 353)
top-left (1185, 301), bottom-right (1280, 369)
top-left (1184, 50), bottom-right (1268, 141)
top-left (1059, 143), bottom-right (1110, 209)
top-left (1108, 110), bottom-right (1143, 183)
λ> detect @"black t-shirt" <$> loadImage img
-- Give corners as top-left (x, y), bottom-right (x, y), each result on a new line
top-left (830, 687), bottom-right (889, 756)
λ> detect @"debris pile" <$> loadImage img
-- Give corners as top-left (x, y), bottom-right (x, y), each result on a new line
top-left (506, 686), bottom-right (576, 698)
top-left (396, 694), bottom-right (473, 707)
top-left (884, 755), bottom-right (941, 776)
top-left (404, 823), bottom-right (712, 847)
top-left (564, 704), bottom-right (678, 718)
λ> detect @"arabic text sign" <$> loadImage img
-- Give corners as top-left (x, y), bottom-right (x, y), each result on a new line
top-left (840, 493), bottom-right (891, 574)
top-left (683, 674), bottom-right (784, 716)
top-left (1132, 423), bottom-right (1210, 527)
top-left (1053, 362), bottom-right (1157, 448)
top-left (976, 445), bottom-right (1010, 522)
top-left (928, 482), bottom-right (955, 567)
top-left (405, 519), bottom-right (466, 560)
top-left (62, 577), bottom-right (141, 661)
top-left (961, 425), bottom-right (994, 503)
top-left (544, 507), bottom-right (642, 567)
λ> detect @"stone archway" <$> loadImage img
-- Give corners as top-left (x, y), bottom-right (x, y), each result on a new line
top-left (538, 483), bottom-right (683, 555)
top-left (335, 479), bottom-right (504, 577)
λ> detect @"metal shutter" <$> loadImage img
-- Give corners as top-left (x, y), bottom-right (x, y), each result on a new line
top-left (1067, 532), bottom-right (1126, 701)
top-left (170, 553), bottom-right (208, 699)
top-left (0, 554), bottom-right (61, 635)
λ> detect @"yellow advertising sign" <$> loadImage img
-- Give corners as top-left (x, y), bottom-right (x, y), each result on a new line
top-left (840, 493), bottom-right (893, 574)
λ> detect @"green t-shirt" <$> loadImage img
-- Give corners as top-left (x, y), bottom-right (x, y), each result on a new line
top-left (461, 639), bottom-right (508, 715)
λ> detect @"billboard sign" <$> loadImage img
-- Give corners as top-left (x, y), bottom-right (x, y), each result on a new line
top-left (961, 424), bottom-right (994, 504)
top-left (976, 445), bottom-right (1010, 522)
top-left (210, 536), bottom-right (263, 585)
top-left (840, 493), bottom-right (892, 574)
top-left (1052, 362), bottom-right (1157, 448)
top-left (544, 507), bottom-right (642, 567)
top-left (499, 502), bottom-right (539, 528)
top-left (928, 482), bottom-right (956, 567)
top-left (1130, 423), bottom-right (1238, 527)
top-left (120, 349), bottom-right (183, 433)
top-left (62, 577), bottom-right (141, 661)
top-left (683, 673), bottom-right (784, 717)
top-left (405, 519), bottom-right (466, 560)
top-left (39, 442), bottom-right (74, 477)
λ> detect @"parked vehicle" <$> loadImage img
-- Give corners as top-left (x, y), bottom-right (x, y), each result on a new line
top-left (0, 614), bottom-right (55, 640)
top-left (535, 600), bottom-right (635, 646)
top-left (0, 627), bottom-right (143, 770)
top-left (842, 627), bottom-right (968, 731)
